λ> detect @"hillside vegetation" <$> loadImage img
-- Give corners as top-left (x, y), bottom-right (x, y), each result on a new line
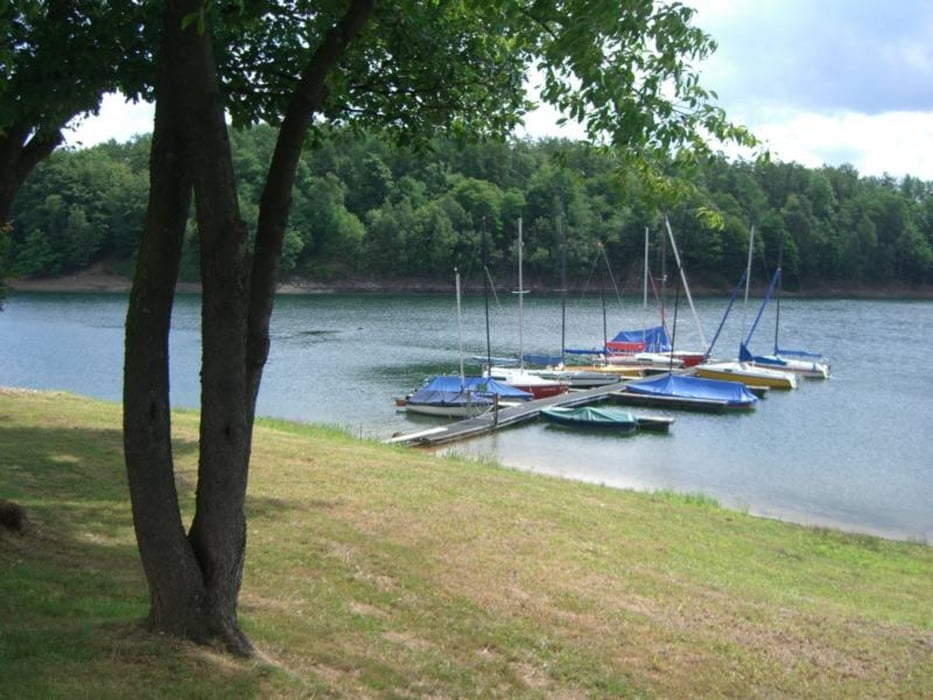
top-left (8, 128), bottom-right (933, 293)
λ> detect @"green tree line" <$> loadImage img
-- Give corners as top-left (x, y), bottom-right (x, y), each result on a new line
top-left (9, 125), bottom-right (933, 291)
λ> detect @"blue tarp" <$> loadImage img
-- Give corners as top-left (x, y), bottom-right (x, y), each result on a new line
top-left (408, 375), bottom-right (533, 406)
top-left (625, 373), bottom-right (758, 407)
top-left (606, 325), bottom-right (672, 353)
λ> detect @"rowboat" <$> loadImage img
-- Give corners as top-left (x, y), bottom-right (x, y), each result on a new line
top-left (540, 406), bottom-right (674, 433)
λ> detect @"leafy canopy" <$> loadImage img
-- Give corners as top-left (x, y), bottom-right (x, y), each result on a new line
top-left (207, 0), bottom-right (753, 164)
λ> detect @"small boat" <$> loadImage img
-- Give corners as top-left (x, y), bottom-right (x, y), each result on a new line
top-left (513, 355), bottom-right (628, 388)
top-left (484, 218), bottom-right (571, 399)
top-left (613, 373), bottom-right (759, 411)
top-left (712, 228), bottom-right (829, 382)
top-left (740, 344), bottom-right (831, 379)
top-left (693, 360), bottom-right (798, 390)
top-left (739, 267), bottom-right (831, 379)
top-left (403, 375), bottom-right (532, 418)
top-left (486, 366), bottom-right (569, 398)
top-left (541, 406), bottom-right (674, 433)
top-left (403, 271), bottom-right (536, 418)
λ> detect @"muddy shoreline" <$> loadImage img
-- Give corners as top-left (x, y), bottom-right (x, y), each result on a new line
top-left (7, 269), bottom-right (933, 299)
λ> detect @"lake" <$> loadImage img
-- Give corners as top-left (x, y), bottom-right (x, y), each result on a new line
top-left (1, 290), bottom-right (931, 543)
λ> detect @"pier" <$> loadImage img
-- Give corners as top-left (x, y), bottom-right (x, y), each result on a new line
top-left (386, 382), bottom-right (630, 447)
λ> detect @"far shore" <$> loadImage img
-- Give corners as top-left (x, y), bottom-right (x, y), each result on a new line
top-left (7, 269), bottom-right (933, 299)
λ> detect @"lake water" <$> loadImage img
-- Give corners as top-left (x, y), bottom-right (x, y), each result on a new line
top-left (2, 290), bottom-right (931, 543)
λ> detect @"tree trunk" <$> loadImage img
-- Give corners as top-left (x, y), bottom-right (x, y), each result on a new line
top-left (0, 125), bottom-right (62, 224)
top-left (246, 0), bottom-right (376, 422)
top-left (124, 0), bottom-right (374, 657)
top-left (180, 0), bottom-right (254, 656)
top-left (122, 1), bottom-right (206, 641)
top-left (124, 0), bottom-right (251, 655)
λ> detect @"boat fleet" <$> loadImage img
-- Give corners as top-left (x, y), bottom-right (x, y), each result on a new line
top-left (393, 219), bottom-right (831, 440)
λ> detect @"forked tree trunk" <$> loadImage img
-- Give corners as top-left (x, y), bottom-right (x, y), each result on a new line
top-left (124, 0), bottom-right (374, 656)
top-left (123, 0), bottom-right (251, 654)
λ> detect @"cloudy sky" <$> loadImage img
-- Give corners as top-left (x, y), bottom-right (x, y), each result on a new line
top-left (67, 0), bottom-right (933, 180)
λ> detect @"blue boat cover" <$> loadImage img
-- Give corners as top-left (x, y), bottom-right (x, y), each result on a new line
top-left (606, 325), bottom-right (672, 353)
top-left (626, 373), bottom-right (758, 406)
top-left (739, 343), bottom-right (823, 366)
top-left (408, 375), bottom-right (532, 406)
top-left (522, 353), bottom-right (564, 367)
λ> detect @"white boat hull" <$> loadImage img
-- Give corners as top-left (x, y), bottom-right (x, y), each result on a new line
top-left (403, 401), bottom-right (492, 418)
top-left (748, 355), bottom-right (831, 379)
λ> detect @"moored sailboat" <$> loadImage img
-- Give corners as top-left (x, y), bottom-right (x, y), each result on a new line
top-left (403, 270), bottom-right (535, 417)
top-left (613, 372), bottom-right (759, 411)
top-left (403, 374), bottom-right (532, 417)
top-left (739, 267), bottom-right (831, 379)
top-left (692, 225), bottom-right (799, 390)
top-left (487, 217), bottom-right (569, 398)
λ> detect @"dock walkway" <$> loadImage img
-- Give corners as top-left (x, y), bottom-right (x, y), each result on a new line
top-left (386, 382), bottom-right (626, 447)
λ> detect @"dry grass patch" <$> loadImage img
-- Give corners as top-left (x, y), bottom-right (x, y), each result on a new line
top-left (1, 391), bottom-right (931, 698)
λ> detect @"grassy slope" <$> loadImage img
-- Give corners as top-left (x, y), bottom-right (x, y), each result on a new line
top-left (1, 388), bottom-right (930, 698)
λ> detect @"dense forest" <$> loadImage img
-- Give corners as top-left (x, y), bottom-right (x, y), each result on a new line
top-left (8, 125), bottom-right (933, 293)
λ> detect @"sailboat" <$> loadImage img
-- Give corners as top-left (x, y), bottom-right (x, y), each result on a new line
top-left (693, 225), bottom-right (800, 390)
top-left (614, 372), bottom-right (759, 411)
top-left (738, 267), bottom-right (831, 379)
top-left (404, 271), bottom-right (534, 417)
top-left (569, 222), bottom-right (705, 370)
top-left (731, 228), bottom-right (830, 379)
top-left (517, 215), bottom-right (629, 388)
top-left (487, 218), bottom-right (569, 398)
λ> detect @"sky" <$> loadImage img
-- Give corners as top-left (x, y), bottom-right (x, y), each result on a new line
top-left (66, 0), bottom-right (933, 181)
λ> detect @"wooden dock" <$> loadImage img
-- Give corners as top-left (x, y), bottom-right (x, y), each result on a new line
top-left (386, 382), bottom-right (630, 447)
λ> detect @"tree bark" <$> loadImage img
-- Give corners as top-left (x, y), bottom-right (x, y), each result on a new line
top-left (123, 0), bottom-right (205, 641)
top-left (0, 125), bottom-right (62, 224)
top-left (246, 0), bottom-right (376, 421)
top-left (124, 0), bottom-right (374, 657)
top-left (180, 0), bottom-right (254, 656)
top-left (124, 0), bottom-right (252, 654)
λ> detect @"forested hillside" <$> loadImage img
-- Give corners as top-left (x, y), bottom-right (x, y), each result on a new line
top-left (9, 125), bottom-right (933, 292)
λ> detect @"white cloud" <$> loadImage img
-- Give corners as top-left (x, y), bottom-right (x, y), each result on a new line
top-left (687, 0), bottom-right (933, 180)
top-left (65, 3), bottom-right (933, 182)
top-left (732, 111), bottom-right (933, 180)
top-left (64, 93), bottom-right (154, 149)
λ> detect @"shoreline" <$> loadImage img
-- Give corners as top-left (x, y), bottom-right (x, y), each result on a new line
top-left (7, 271), bottom-right (933, 299)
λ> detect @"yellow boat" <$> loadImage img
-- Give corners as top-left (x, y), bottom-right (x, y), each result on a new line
top-left (693, 360), bottom-right (798, 390)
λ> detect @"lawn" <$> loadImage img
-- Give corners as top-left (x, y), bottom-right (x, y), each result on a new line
top-left (1, 388), bottom-right (930, 698)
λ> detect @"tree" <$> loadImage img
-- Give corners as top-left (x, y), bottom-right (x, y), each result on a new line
top-left (123, 0), bottom-right (753, 654)
top-left (0, 0), bottom-right (149, 302)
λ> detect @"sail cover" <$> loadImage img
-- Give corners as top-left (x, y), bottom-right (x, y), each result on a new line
top-left (605, 325), bottom-right (672, 353)
top-left (625, 373), bottom-right (758, 407)
top-left (408, 375), bottom-right (533, 406)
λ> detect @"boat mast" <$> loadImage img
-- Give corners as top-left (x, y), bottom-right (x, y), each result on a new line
top-left (743, 224), bottom-right (755, 341)
top-left (560, 210), bottom-right (567, 367)
top-left (774, 232), bottom-right (785, 354)
top-left (600, 243), bottom-right (608, 353)
top-left (455, 268), bottom-right (465, 384)
top-left (664, 217), bottom-right (707, 348)
top-left (482, 220), bottom-right (491, 370)
top-left (517, 217), bottom-right (525, 369)
top-left (643, 226), bottom-right (649, 347)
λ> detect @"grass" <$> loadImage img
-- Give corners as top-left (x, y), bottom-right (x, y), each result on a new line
top-left (1, 387), bottom-right (931, 698)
